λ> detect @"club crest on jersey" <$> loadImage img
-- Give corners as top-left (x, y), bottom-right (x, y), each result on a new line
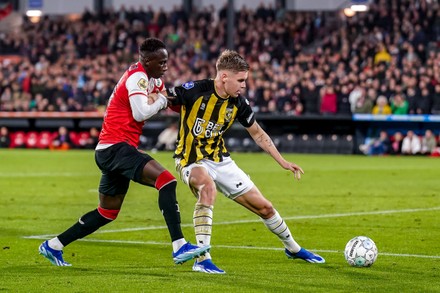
top-left (182, 81), bottom-right (194, 90)
top-left (137, 78), bottom-right (148, 90)
top-left (225, 108), bottom-right (233, 122)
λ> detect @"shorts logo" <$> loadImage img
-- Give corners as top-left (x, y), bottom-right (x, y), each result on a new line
top-left (182, 81), bottom-right (194, 90)
top-left (137, 78), bottom-right (148, 90)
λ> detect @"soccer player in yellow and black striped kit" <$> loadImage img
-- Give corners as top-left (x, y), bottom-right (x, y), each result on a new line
top-left (165, 50), bottom-right (325, 274)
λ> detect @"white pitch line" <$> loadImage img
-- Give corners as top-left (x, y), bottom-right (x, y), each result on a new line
top-left (23, 206), bottom-right (440, 260)
top-left (76, 206), bottom-right (440, 234)
top-left (23, 236), bottom-right (440, 260)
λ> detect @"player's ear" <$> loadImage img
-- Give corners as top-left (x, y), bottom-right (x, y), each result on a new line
top-left (139, 54), bottom-right (150, 66)
top-left (221, 72), bottom-right (228, 82)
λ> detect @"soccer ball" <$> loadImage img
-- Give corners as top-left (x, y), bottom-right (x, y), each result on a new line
top-left (344, 236), bottom-right (378, 267)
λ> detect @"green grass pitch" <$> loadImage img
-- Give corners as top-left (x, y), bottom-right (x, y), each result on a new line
top-left (0, 150), bottom-right (439, 292)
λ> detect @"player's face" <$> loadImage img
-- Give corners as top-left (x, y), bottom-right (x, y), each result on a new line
top-left (145, 48), bottom-right (168, 79)
top-left (223, 70), bottom-right (248, 97)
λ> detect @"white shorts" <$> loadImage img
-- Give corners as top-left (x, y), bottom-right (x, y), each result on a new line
top-left (175, 156), bottom-right (254, 199)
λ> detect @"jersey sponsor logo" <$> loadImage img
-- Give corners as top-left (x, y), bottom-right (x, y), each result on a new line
top-left (137, 78), bottom-right (148, 90)
top-left (192, 118), bottom-right (205, 136)
top-left (182, 81), bottom-right (194, 90)
top-left (192, 118), bottom-right (225, 138)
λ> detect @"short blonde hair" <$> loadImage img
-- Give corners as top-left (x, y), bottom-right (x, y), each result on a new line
top-left (216, 50), bottom-right (249, 72)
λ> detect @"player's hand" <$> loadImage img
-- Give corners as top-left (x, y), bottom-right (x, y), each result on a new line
top-left (281, 161), bottom-right (304, 180)
top-left (161, 89), bottom-right (175, 105)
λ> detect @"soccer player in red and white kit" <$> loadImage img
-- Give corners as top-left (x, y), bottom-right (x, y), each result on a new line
top-left (39, 38), bottom-right (209, 267)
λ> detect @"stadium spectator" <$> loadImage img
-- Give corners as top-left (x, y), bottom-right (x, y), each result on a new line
top-left (390, 93), bottom-right (409, 115)
top-left (82, 127), bottom-right (100, 149)
top-left (401, 130), bottom-right (422, 155)
top-left (0, 126), bottom-right (10, 148)
top-left (320, 85), bottom-right (337, 115)
top-left (360, 130), bottom-right (391, 156)
top-left (372, 95), bottom-right (392, 115)
top-left (292, 101), bottom-right (304, 116)
top-left (337, 84), bottom-right (352, 115)
top-left (390, 131), bottom-right (404, 155)
top-left (416, 87), bottom-right (433, 115)
top-left (374, 43), bottom-right (391, 65)
top-left (421, 129), bottom-right (437, 155)
top-left (167, 49), bottom-right (325, 274)
top-left (49, 126), bottom-right (73, 150)
top-left (38, 38), bottom-right (208, 267)
top-left (432, 84), bottom-right (440, 115)
top-left (153, 122), bottom-right (178, 151)
top-left (406, 88), bottom-right (418, 115)
top-left (353, 94), bottom-right (373, 114)
top-left (302, 81), bottom-right (320, 115)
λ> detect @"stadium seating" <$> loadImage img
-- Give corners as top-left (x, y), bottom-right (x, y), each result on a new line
top-left (25, 131), bottom-right (38, 148)
top-left (9, 131), bottom-right (26, 148)
top-left (6, 130), bottom-right (97, 149)
top-left (36, 131), bottom-right (55, 149)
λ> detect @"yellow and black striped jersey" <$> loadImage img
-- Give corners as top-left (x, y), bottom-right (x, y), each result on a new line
top-left (167, 79), bottom-right (255, 167)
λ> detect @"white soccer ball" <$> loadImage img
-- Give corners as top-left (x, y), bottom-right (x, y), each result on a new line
top-left (344, 236), bottom-right (378, 267)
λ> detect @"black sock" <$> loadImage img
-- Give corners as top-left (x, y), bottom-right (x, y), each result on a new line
top-left (158, 181), bottom-right (184, 241)
top-left (57, 209), bottom-right (112, 246)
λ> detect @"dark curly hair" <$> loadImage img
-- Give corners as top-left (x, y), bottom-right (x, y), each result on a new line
top-left (139, 38), bottom-right (166, 60)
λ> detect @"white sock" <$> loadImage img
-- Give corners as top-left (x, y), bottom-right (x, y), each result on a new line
top-left (262, 210), bottom-right (301, 253)
top-left (172, 238), bottom-right (187, 253)
top-left (193, 203), bottom-right (213, 261)
top-left (48, 237), bottom-right (64, 251)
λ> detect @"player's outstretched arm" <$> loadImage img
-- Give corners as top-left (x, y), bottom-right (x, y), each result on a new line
top-left (246, 121), bottom-right (304, 180)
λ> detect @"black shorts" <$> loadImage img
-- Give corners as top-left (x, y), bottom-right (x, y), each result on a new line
top-left (95, 142), bottom-right (154, 196)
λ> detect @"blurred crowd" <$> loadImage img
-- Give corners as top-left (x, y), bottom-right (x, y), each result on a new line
top-left (359, 128), bottom-right (440, 156)
top-left (1, 0), bottom-right (439, 116)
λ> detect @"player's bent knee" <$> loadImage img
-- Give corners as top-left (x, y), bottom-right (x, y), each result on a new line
top-left (197, 181), bottom-right (217, 202)
top-left (98, 206), bottom-right (120, 220)
top-left (155, 170), bottom-right (176, 190)
top-left (259, 205), bottom-right (275, 219)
